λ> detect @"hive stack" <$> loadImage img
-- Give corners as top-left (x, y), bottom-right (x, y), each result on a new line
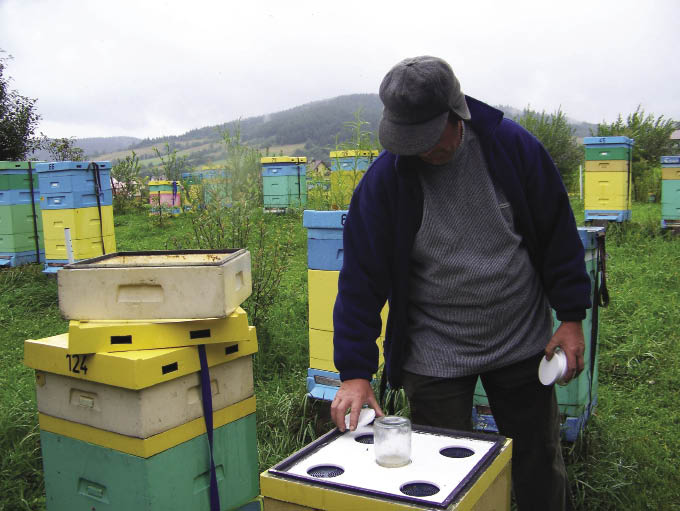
top-left (473, 227), bottom-right (607, 441)
top-left (303, 210), bottom-right (387, 400)
top-left (202, 170), bottom-right (232, 206)
top-left (583, 136), bottom-right (634, 223)
top-left (261, 157), bottom-right (307, 211)
top-left (329, 150), bottom-right (378, 209)
top-left (0, 161), bottom-right (44, 267)
top-left (660, 155), bottom-right (680, 230)
top-left (24, 249), bottom-right (263, 511)
top-left (149, 180), bottom-right (182, 215)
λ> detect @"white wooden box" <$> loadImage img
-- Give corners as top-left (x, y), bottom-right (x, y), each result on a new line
top-left (57, 249), bottom-right (252, 320)
top-left (35, 355), bottom-right (254, 438)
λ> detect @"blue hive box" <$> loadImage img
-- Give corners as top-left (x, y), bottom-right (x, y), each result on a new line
top-left (583, 136), bottom-right (634, 147)
top-left (303, 210), bottom-right (347, 271)
top-left (0, 189), bottom-right (39, 206)
top-left (661, 156), bottom-right (680, 165)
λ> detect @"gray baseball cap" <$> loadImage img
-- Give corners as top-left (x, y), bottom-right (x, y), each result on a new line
top-left (378, 56), bottom-right (471, 155)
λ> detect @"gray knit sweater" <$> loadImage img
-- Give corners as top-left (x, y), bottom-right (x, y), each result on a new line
top-left (403, 123), bottom-right (552, 378)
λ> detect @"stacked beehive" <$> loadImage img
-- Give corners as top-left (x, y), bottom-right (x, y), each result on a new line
top-left (329, 150), bottom-right (378, 209)
top-left (149, 180), bottom-right (182, 215)
top-left (261, 157), bottom-right (307, 211)
top-left (0, 161), bottom-right (44, 267)
top-left (474, 227), bottom-right (607, 441)
top-left (660, 155), bottom-right (680, 229)
top-left (303, 210), bottom-right (387, 400)
top-left (36, 161), bottom-right (116, 274)
top-left (202, 170), bottom-right (232, 206)
top-left (24, 249), bottom-right (263, 511)
top-left (583, 136), bottom-right (634, 223)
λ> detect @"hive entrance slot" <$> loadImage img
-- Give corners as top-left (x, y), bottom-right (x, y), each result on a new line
top-left (190, 329), bottom-right (211, 339)
top-left (162, 362), bottom-right (178, 374)
top-left (225, 345), bottom-right (239, 355)
top-left (110, 335), bottom-right (132, 345)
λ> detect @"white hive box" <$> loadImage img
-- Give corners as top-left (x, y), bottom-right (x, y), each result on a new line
top-left (34, 355), bottom-right (254, 438)
top-left (262, 425), bottom-right (511, 510)
top-left (57, 249), bottom-right (252, 320)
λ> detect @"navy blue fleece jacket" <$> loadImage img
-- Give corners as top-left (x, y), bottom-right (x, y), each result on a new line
top-left (332, 96), bottom-right (591, 388)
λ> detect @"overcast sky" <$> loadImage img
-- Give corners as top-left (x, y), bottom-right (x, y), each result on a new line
top-left (1, 0), bottom-right (678, 140)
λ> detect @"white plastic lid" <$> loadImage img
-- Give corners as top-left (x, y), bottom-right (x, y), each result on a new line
top-left (538, 349), bottom-right (568, 386)
top-left (345, 407), bottom-right (376, 429)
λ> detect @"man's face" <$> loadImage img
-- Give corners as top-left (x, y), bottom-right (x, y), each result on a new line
top-left (418, 118), bottom-right (462, 165)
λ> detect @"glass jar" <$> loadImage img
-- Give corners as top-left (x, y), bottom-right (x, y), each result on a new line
top-left (374, 416), bottom-right (412, 468)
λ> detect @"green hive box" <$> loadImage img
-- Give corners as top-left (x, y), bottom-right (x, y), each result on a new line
top-left (474, 236), bottom-right (601, 441)
top-left (585, 147), bottom-right (631, 161)
top-left (41, 414), bottom-right (258, 511)
top-left (0, 232), bottom-right (44, 252)
top-left (0, 203), bottom-right (43, 234)
top-left (0, 172), bottom-right (39, 190)
top-left (661, 180), bottom-right (680, 219)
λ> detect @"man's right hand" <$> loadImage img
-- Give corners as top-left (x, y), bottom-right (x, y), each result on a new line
top-left (330, 378), bottom-right (384, 432)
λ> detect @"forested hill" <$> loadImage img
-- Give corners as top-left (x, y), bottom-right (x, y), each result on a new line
top-left (87, 94), bottom-right (598, 167)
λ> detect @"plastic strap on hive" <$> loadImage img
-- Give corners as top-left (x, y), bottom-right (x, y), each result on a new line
top-left (27, 161), bottom-right (41, 263)
top-left (88, 162), bottom-right (106, 255)
top-left (198, 344), bottom-right (221, 511)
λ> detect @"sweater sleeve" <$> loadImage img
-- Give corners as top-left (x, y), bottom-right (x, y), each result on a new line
top-left (505, 121), bottom-right (592, 321)
top-left (333, 156), bottom-right (394, 381)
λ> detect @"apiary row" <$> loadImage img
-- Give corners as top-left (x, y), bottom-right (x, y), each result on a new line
top-left (1, 160), bottom-right (116, 271)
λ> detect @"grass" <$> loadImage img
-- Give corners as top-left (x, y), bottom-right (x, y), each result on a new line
top-left (1, 202), bottom-right (679, 510)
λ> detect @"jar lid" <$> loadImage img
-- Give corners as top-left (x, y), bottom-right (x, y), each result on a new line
top-left (345, 407), bottom-right (376, 429)
top-left (538, 349), bottom-right (568, 385)
top-left (374, 415), bottom-right (410, 428)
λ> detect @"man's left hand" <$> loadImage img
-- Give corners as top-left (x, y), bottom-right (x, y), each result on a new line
top-left (544, 321), bottom-right (585, 383)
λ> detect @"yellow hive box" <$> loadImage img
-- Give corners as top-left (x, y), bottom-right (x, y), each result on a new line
top-left (44, 234), bottom-right (116, 260)
top-left (260, 439), bottom-right (512, 511)
top-left (308, 270), bottom-right (388, 335)
top-left (585, 171), bottom-right (631, 210)
top-left (584, 160), bottom-right (629, 173)
top-left (66, 307), bottom-right (251, 354)
top-left (309, 328), bottom-right (384, 373)
top-left (148, 180), bottom-right (174, 186)
top-left (24, 326), bottom-right (258, 390)
top-left (329, 150), bottom-right (379, 158)
top-left (41, 206), bottom-right (114, 241)
top-left (261, 156), bottom-right (307, 164)
top-left (38, 395), bottom-right (255, 458)
top-left (662, 167), bottom-right (680, 180)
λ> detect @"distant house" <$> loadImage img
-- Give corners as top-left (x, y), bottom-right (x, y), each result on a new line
top-left (671, 130), bottom-right (680, 142)
top-left (310, 160), bottom-right (330, 176)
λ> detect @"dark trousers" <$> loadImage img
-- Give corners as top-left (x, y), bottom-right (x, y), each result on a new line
top-left (402, 353), bottom-right (571, 511)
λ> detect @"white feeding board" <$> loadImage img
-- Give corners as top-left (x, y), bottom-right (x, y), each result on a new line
top-left (270, 424), bottom-right (504, 508)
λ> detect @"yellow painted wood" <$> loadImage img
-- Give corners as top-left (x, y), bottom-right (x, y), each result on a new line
top-left (44, 234), bottom-right (116, 260)
top-left (584, 160), bottom-right (628, 173)
top-left (584, 171), bottom-right (630, 210)
top-left (329, 150), bottom-right (379, 158)
top-left (38, 395), bottom-right (256, 458)
top-left (261, 157), bottom-right (307, 164)
top-left (662, 167), bottom-right (680, 180)
top-left (260, 439), bottom-right (512, 511)
top-left (309, 329), bottom-right (383, 372)
top-left (308, 270), bottom-right (387, 335)
top-left (24, 326), bottom-right (258, 389)
top-left (41, 206), bottom-right (114, 240)
top-left (148, 180), bottom-right (174, 185)
top-left (66, 307), bottom-right (251, 354)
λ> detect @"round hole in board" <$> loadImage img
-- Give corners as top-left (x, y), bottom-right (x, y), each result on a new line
top-left (400, 481), bottom-right (440, 497)
top-left (307, 464), bottom-right (344, 478)
top-left (439, 446), bottom-right (475, 458)
top-left (354, 434), bottom-right (374, 444)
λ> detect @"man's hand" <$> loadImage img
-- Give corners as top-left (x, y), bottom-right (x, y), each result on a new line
top-left (330, 378), bottom-right (384, 432)
top-left (545, 321), bottom-right (585, 383)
